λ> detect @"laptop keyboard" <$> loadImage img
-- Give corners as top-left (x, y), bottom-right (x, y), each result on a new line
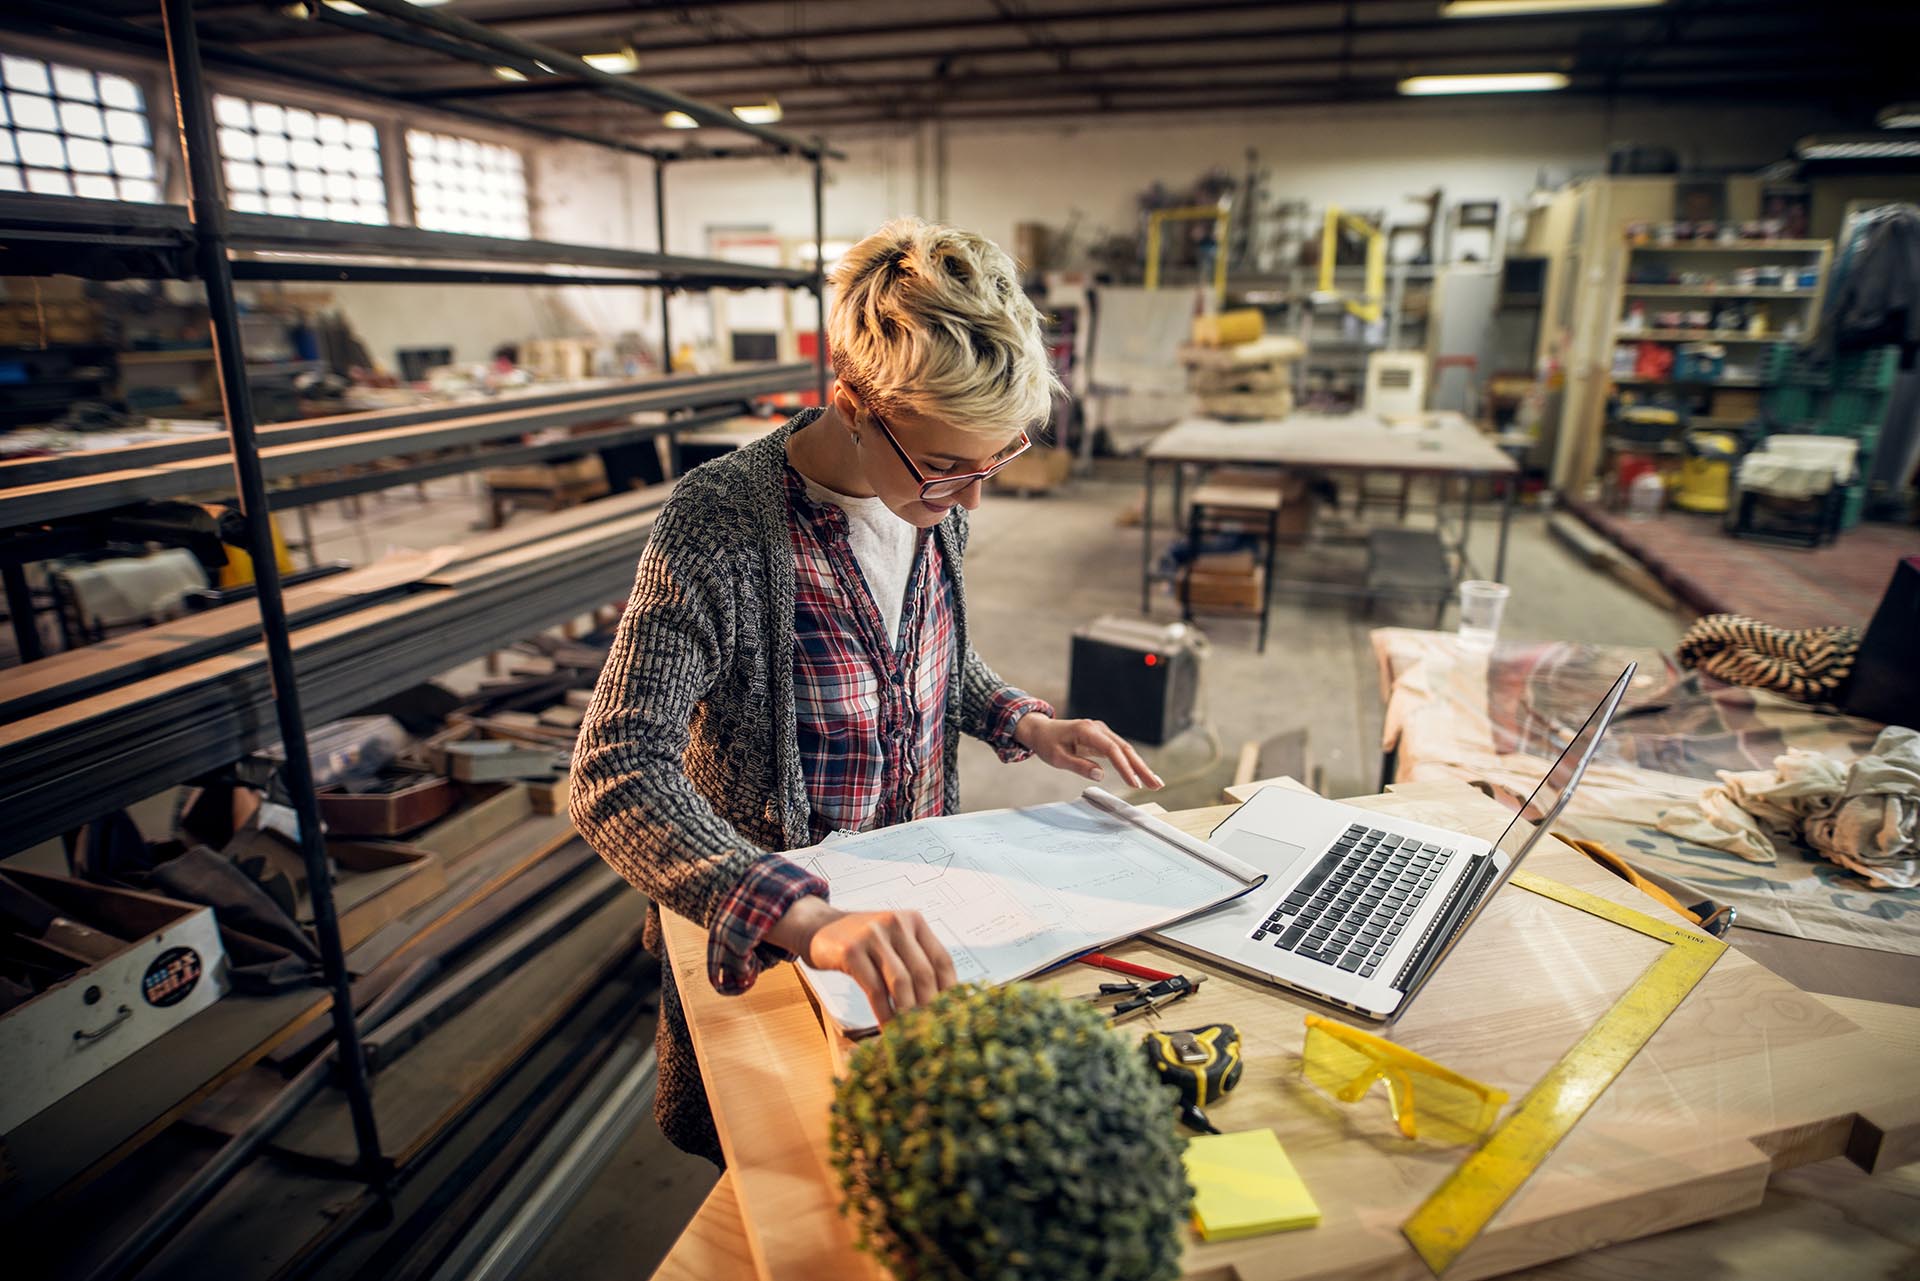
top-left (1249, 823), bottom-right (1453, 979)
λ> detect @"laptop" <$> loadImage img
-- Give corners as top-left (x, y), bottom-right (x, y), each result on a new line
top-left (1153, 663), bottom-right (1635, 1022)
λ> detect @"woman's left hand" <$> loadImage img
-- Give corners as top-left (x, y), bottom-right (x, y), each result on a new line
top-left (1014, 714), bottom-right (1163, 790)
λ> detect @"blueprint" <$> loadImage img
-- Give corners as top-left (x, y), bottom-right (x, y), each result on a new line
top-left (794, 790), bottom-right (1261, 1034)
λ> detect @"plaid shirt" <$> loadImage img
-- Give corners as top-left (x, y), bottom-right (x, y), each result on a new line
top-left (706, 466), bottom-right (1051, 993)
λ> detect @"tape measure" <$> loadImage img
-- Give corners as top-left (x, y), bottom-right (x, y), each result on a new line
top-left (1142, 1023), bottom-right (1243, 1133)
top-left (1401, 869), bottom-right (1727, 1275)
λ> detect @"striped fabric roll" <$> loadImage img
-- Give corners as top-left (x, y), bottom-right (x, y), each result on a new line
top-left (1676, 613), bottom-right (1862, 704)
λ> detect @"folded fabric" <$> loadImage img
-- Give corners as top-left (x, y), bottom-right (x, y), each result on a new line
top-left (1659, 726), bottom-right (1919, 888)
top-left (1805, 726), bottom-right (1920, 889)
top-left (1675, 614), bottom-right (1861, 705)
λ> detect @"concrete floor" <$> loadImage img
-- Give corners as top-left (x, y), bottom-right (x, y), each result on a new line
top-left (293, 463), bottom-right (1687, 1279)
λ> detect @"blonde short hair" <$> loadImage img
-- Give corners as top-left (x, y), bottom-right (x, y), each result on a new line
top-left (829, 218), bottom-right (1061, 438)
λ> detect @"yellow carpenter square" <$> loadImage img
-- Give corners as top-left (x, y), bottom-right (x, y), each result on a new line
top-left (1400, 871), bottom-right (1727, 1275)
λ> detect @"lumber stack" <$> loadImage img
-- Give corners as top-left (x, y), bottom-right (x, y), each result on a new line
top-left (1181, 333), bottom-right (1305, 421)
top-left (0, 484), bottom-right (672, 857)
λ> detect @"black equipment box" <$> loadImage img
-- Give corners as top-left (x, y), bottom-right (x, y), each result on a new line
top-left (1066, 618), bottom-right (1202, 746)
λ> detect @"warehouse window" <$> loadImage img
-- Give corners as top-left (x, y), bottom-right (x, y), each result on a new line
top-left (0, 52), bottom-right (161, 203)
top-left (213, 93), bottom-right (387, 224)
top-left (405, 129), bottom-right (529, 238)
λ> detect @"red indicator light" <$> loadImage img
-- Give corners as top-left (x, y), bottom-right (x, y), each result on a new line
top-left (1144, 653), bottom-right (1159, 667)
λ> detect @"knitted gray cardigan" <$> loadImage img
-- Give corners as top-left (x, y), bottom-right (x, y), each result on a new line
top-left (570, 409), bottom-right (1037, 1158)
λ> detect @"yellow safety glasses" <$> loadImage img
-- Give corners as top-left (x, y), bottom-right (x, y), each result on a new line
top-left (1300, 1015), bottom-right (1509, 1144)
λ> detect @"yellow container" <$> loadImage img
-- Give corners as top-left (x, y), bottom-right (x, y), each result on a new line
top-left (1191, 309), bottom-right (1265, 348)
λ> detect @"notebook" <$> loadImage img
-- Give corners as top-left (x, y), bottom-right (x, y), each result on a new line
top-left (792, 788), bottom-right (1266, 1035)
top-left (1184, 1129), bottom-right (1321, 1241)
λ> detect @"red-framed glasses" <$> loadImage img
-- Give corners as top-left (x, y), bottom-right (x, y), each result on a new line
top-left (866, 407), bottom-right (1033, 502)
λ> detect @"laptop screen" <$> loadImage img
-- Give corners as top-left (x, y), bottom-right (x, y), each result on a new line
top-left (1488, 664), bottom-right (1636, 866)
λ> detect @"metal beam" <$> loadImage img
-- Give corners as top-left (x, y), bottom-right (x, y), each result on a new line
top-left (259, 0), bottom-right (1822, 60)
top-left (340, 0), bottom-right (835, 157)
top-left (157, 0), bottom-right (388, 1208)
top-left (734, 74), bottom-right (1878, 129)
top-left (576, 36), bottom-right (1878, 104)
top-left (0, 0), bottom-right (672, 162)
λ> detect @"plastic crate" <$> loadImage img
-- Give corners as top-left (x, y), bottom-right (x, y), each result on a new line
top-left (1841, 487), bottom-right (1867, 530)
top-left (1838, 346), bottom-right (1900, 392)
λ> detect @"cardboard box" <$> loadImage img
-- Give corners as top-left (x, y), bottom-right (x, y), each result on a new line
top-left (990, 447), bottom-right (1074, 495)
top-left (316, 771), bottom-right (459, 838)
top-left (0, 873), bottom-right (229, 1136)
top-left (1179, 559), bottom-right (1267, 613)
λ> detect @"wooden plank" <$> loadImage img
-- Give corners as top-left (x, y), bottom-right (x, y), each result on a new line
top-left (651, 1174), bottom-right (760, 1281)
top-left (271, 872), bottom-right (645, 1167)
top-left (413, 784), bottom-right (535, 862)
top-left (661, 784), bottom-right (1920, 1281)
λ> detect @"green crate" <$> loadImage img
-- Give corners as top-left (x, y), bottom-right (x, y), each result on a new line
top-left (1837, 346), bottom-right (1899, 392)
top-left (1841, 487), bottom-right (1866, 530)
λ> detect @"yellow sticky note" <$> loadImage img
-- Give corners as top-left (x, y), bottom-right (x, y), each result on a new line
top-left (1184, 1129), bottom-right (1321, 1241)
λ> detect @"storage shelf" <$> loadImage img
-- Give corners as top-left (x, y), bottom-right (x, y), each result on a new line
top-left (1622, 285), bottom-right (1817, 298)
top-left (1612, 374), bottom-right (1764, 388)
top-left (0, 194), bottom-right (816, 290)
top-left (1628, 240), bottom-right (1828, 253)
top-left (0, 363), bottom-right (812, 528)
top-left (1620, 329), bottom-right (1803, 343)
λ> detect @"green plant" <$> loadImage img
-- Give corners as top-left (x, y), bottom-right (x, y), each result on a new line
top-left (829, 982), bottom-right (1192, 1281)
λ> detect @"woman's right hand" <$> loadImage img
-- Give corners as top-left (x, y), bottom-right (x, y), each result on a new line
top-left (768, 896), bottom-right (958, 1024)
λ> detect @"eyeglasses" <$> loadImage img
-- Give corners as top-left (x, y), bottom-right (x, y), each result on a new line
top-left (1300, 1015), bottom-right (1508, 1144)
top-left (865, 406), bottom-right (1032, 502)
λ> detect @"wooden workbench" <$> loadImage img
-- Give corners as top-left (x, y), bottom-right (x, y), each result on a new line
top-left (655, 781), bottom-right (1920, 1281)
top-left (1138, 412), bottom-right (1520, 617)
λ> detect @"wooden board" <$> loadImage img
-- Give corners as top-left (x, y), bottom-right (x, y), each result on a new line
top-left (1145, 413), bottom-right (1517, 476)
top-left (651, 1173), bottom-right (761, 1281)
top-left (271, 871), bottom-right (644, 1167)
top-left (659, 783), bottom-right (1920, 1281)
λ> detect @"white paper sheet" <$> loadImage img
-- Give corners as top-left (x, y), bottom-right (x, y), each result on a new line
top-left (794, 790), bottom-right (1260, 1034)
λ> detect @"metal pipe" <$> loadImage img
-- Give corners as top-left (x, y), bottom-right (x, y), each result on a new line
top-left (158, 0), bottom-right (386, 1192)
top-left (83, 958), bottom-right (439, 1281)
top-left (344, 0), bottom-right (832, 157)
top-left (813, 151), bottom-right (828, 405)
top-left (431, 1044), bottom-right (659, 1281)
top-left (300, 1), bottom-right (550, 83)
top-left (2, 560), bottom-right (43, 663)
top-left (654, 155), bottom-right (672, 374)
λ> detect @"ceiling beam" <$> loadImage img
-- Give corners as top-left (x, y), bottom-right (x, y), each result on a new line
top-left (240, 0), bottom-right (1837, 60)
top-left (325, 11), bottom-right (1850, 86)
top-left (391, 26), bottom-right (1856, 103)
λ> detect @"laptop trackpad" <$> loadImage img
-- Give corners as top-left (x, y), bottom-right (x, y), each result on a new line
top-left (1218, 830), bottom-right (1310, 877)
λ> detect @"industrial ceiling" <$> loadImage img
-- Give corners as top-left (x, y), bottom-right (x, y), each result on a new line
top-left (29, 1), bottom-right (1920, 138)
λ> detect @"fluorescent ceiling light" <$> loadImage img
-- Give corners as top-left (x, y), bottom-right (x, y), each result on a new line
top-left (661, 101), bottom-right (783, 129)
top-left (1796, 134), bottom-right (1920, 160)
top-left (731, 100), bottom-right (782, 125)
top-left (1878, 103), bottom-right (1920, 129)
top-left (493, 66), bottom-right (527, 82)
top-left (583, 49), bottom-right (639, 74)
top-left (1442, 0), bottom-right (1662, 14)
top-left (1398, 72), bottom-right (1569, 95)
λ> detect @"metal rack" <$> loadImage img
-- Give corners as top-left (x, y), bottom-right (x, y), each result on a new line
top-left (0, 2), bottom-right (838, 1274)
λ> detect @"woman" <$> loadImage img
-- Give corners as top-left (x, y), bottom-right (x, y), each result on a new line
top-left (572, 218), bottom-right (1161, 1164)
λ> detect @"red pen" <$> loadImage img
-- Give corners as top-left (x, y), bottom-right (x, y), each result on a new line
top-left (1077, 952), bottom-right (1177, 982)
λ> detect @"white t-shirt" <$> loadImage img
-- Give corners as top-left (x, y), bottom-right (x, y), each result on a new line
top-left (800, 475), bottom-right (919, 647)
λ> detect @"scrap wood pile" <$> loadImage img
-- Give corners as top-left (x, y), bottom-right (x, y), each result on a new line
top-left (1181, 311), bottom-right (1303, 421)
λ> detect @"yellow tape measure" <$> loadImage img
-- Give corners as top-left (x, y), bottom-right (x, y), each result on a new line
top-left (1401, 869), bottom-right (1727, 1275)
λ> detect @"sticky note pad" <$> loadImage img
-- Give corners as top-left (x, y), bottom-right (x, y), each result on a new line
top-left (1184, 1129), bottom-right (1321, 1240)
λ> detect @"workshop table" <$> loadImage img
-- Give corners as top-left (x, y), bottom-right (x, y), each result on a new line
top-left (1139, 413), bottom-right (1520, 616)
top-left (652, 781), bottom-right (1918, 1281)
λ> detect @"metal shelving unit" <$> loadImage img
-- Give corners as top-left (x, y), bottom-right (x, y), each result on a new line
top-left (0, 2), bottom-right (840, 1274)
